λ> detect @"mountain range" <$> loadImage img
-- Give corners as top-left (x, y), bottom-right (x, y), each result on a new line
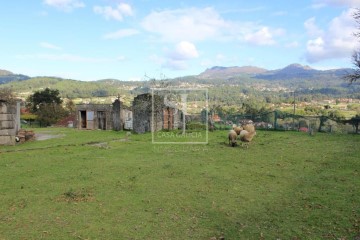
top-left (0, 64), bottom-right (353, 85)
top-left (198, 63), bottom-right (352, 80)
top-left (0, 64), bottom-right (358, 103)
top-left (198, 65), bottom-right (268, 79)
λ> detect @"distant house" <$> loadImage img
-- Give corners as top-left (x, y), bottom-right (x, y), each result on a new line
top-left (76, 98), bottom-right (130, 131)
top-left (0, 100), bottom-right (20, 145)
top-left (132, 93), bottom-right (181, 134)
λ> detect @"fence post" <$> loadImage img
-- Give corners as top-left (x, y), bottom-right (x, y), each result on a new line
top-left (274, 111), bottom-right (278, 130)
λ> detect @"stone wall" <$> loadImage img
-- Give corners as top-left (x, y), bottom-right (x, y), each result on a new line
top-left (0, 101), bottom-right (20, 145)
top-left (132, 93), bottom-right (165, 134)
top-left (112, 99), bottom-right (122, 131)
top-left (76, 104), bottom-right (113, 130)
top-left (76, 100), bottom-right (125, 131)
top-left (132, 93), bottom-right (180, 134)
top-left (163, 107), bottom-right (182, 130)
top-left (121, 107), bottom-right (133, 130)
top-left (132, 94), bottom-right (153, 134)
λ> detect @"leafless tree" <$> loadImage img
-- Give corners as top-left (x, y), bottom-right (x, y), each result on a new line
top-left (345, 8), bottom-right (360, 83)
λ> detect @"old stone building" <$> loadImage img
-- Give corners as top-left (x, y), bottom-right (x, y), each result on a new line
top-left (76, 98), bottom-right (129, 131)
top-left (76, 94), bottom-right (180, 133)
top-left (132, 94), bottom-right (155, 134)
top-left (132, 93), bottom-right (181, 134)
top-left (122, 105), bottom-right (133, 130)
top-left (163, 107), bottom-right (181, 130)
top-left (0, 101), bottom-right (20, 145)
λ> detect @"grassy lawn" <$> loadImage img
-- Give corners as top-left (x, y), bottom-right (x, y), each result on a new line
top-left (0, 128), bottom-right (359, 239)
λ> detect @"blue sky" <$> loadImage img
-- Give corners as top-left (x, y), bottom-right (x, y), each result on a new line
top-left (0, 0), bottom-right (359, 81)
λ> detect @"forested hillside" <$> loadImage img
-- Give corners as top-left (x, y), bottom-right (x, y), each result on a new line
top-left (0, 64), bottom-right (359, 107)
top-left (2, 77), bottom-right (137, 98)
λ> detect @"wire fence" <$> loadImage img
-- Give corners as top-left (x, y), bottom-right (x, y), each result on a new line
top-left (211, 111), bottom-right (359, 134)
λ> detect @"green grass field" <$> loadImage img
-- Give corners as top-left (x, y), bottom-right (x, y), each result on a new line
top-left (0, 128), bottom-right (359, 239)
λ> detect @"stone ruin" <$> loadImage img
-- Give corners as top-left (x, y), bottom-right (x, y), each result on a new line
top-left (76, 98), bottom-right (125, 131)
top-left (132, 93), bottom-right (181, 134)
top-left (0, 101), bottom-right (20, 145)
top-left (0, 101), bottom-right (36, 145)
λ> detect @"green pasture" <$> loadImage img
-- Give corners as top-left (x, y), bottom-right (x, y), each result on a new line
top-left (0, 128), bottom-right (359, 239)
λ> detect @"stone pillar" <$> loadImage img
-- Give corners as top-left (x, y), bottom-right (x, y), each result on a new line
top-left (0, 102), bottom-right (18, 145)
top-left (112, 99), bottom-right (121, 131)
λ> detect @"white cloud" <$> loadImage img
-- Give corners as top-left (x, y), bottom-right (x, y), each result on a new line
top-left (306, 37), bottom-right (325, 57)
top-left (167, 41), bottom-right (199, 60)
top-left (40, 42), bottom-right (62, 50)
top-left (103, 29), bottom-right (140, 39)
top-left (119, 3), bottom-right (133, 16)
top-left (244, 27), bottom-right (283, 46)
top-left (305, 9), bottom-right (359, 62)
top-left (312, 0), bottom-right (360, 7)
top-left (43, 0), bottom-right (85, 12)
top-left (142, 7), bottom-right (230, 42)
top-left (94, 3), bottom-right (133, 21)
top-left (141, 7), bottom-right (283, 46)
top-left (162, 41), bottom-right (199, 70)
top-left (304, 17), bottom-right (324, 37)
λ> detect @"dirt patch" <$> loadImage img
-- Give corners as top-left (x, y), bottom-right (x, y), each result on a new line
top-left (88, 142), bottom-right (110, 149)
top-left (57, 188), bottom-right (95, 202)
top-left (35, 133), bottom-right (65, 141)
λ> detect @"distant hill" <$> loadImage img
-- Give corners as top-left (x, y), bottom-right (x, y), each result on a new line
top-left (0, 68), bottom-right (30, 84)
top-left (0, 64), bottom-right (358, 103)
top-left (0, 76), bottom-right (140, 100)
top-left (256, 63), bottom-right (319, 80)
top-left (254, 63), bottom-right (353, 80)
top-left (0, 69), bottom-right (13, 76)
top-left (198, 63), bottom-right (353, 81)
top-left (199, 66), bottom-right (268, 79)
